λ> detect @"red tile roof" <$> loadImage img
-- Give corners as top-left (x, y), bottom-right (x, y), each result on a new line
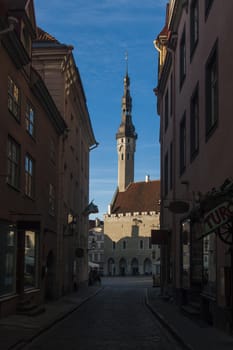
top-left (111, 180), bottom-right (160, 214)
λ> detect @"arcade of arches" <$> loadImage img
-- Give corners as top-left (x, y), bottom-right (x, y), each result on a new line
top-left (107, 257), bottom-right (152, 276)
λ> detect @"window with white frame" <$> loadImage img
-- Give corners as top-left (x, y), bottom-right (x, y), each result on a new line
top-left (7, 137), bottom-right (20, 189)
top-left (8, 77), bottom-right (20, 121)
top-left (25, 102), bottom-right (35, 137)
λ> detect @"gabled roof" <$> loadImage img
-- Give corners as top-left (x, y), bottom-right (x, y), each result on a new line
top-left (111, 180), bottom-right (160, 214)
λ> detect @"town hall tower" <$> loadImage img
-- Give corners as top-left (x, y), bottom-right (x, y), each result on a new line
top-left (116, 64), bottom-right (137, 192)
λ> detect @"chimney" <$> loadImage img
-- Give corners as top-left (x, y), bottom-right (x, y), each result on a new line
top-left (145, 174), bottom-right (150, 183)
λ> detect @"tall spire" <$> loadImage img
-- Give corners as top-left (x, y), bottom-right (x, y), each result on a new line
top-left (116, 53), bottom-right (137, 139)
top-left (116, 55), bottom-right (137, 192)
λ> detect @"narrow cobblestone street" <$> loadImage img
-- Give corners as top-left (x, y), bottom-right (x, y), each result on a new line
top-left (24, 277), bottom-right (182, 350)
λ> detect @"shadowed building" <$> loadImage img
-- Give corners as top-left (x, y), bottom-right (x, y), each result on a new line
top-left (0, 0), bottom-right (97, 318)
top-left (32, 27), bottom-right (98, 296)
top-left (155, 0), bottom-right (233, 332)
top-left (0, 0), bottom-right (67, 316)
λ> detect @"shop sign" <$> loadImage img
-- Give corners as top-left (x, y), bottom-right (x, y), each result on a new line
top-left (202, 201), bottom-right (233, 236)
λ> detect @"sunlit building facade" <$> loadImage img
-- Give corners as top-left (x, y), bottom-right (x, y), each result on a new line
top-left (104, 70), bottom-right (160, 277)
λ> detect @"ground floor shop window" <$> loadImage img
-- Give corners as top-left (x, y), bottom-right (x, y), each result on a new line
top-left (24, 230), bottom-right (38, 289)
top-left (0, 224), bottom-right (16, 296)
top-left (203, 233), bottom-right (216, 296)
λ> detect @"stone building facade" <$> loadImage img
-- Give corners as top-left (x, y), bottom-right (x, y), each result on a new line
top-left (32, 29), bottom-right (98, 296)
top-left (104, 68), bottom-right (160, 277)
top-left (104, 179), bottom-right (160, 276)
top-left (88, 219), bottom-right (104, 276)
top-left (155, 0), bottom-right (233, 331)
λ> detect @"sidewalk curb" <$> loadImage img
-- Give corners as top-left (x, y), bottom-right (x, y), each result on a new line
top-left (10, 286), bottom-right (105, 350)
top-left (145, 289), bottom-right (194, 350)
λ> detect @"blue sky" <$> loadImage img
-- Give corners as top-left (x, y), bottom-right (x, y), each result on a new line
top-left (34, 0), bottom-right (167, 219)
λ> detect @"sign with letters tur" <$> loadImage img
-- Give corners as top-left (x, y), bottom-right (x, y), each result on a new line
top-left (202, 201), bottom-right (233, 236)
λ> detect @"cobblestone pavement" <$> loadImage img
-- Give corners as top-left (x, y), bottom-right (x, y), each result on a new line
top-left (0, 277), bottom-right (233, 350)
top-left (22, 277), bottom-right (182, 350)
top-left (0, 285), bottom-right (102, 350)
top-left (146, 287), bottom-right (233, 350)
